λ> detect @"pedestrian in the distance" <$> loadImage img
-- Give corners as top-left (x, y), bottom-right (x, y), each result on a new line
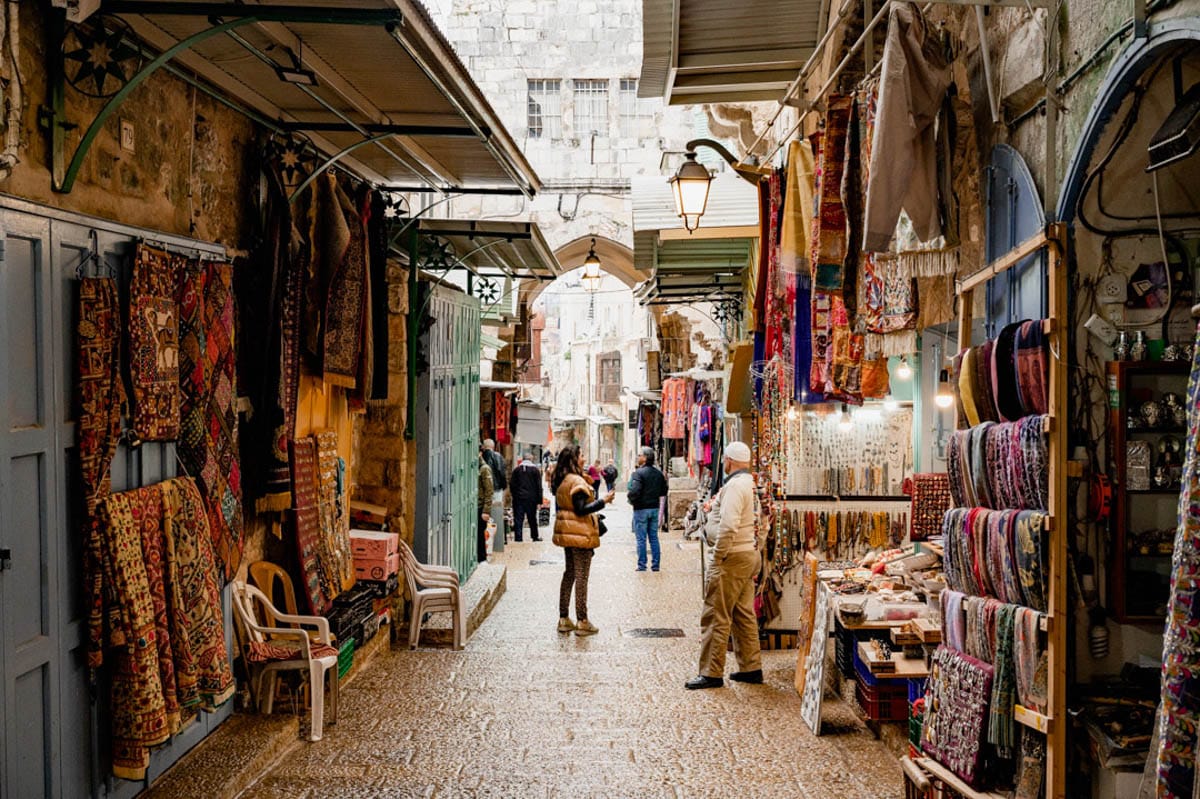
top-left (587, 459), bottom-right (603, 496)
top-left (627, 447), bottom-right (668, 572)
top-left (602, 459), bottom-right (619, 493)
top-left (477, 450), bottom-right (494, 563)
top-left (686, 441), bottom-right (763, 689)
top-left (510, 451), bottom-right (544, 542)
top-left (482, 438), bottom-right (507, 541)
top-left (552, 445), bottom-right (613, 636)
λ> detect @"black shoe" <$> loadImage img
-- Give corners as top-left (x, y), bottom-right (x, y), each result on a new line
top-left (532, 536), bottom-right (542, 542)
top-left (685, 675), bottom-right (724, 690)
top-left (730, 669), bottom-right (763, 684)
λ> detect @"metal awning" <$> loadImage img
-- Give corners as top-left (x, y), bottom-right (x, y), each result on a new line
top-left (631, 173), bottom-right (758, 305)
top-left (639, 0), bottom-right (825, 104)
top-left (479, 334), bottom-right (509, 353)
top-left (588, 416), bottom-right (624, 426)
top-left (418, 220), bottom-right (563, 281)
top-left (480, 380), bottom-right (519, 390)
top-left (76, 1), bottom-right (540, 196)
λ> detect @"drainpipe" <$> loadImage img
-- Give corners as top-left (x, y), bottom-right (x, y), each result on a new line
top-left (0, 0), bottom-right (21, 177)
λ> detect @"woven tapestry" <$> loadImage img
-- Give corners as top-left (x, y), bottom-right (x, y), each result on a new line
top-left (315, 430), bottom-right (354, 594)
top-left (129, 484), bottom-right (182, 733)
top-left (161, 477), bottom-right (236, 708)
top-left (130, 243), bottom-right (183, 440)
top-left (323, 181), bottom-right (368, 387)
top-left (78, 278), bottom-right (125, 670)
top-left (921, 645), bottom-right (995, 788)
top-left (290, 437), bottom-right (330, 615)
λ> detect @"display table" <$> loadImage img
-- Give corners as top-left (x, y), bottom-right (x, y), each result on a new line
top-left (857, 641), bottom-right (930, 679)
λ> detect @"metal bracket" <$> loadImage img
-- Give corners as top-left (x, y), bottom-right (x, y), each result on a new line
top-left (49, 4), bottom-right (403, 194)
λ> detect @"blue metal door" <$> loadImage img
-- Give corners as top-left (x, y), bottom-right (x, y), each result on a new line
top-left (0, 203), bottom-right (232, 798)
top-left (985, 144), bottom-right (1047, 335)
top-left (415, 282), bottom-right (481, 582)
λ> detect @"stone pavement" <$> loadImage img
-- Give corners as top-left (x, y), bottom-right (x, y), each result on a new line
top-left (239, 495), bottom-right (903, 798)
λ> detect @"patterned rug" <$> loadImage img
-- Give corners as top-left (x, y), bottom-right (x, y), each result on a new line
top-left (290, 436), bottom-right (331, 615)
top-left (130, 243), bottom-right (183, 440)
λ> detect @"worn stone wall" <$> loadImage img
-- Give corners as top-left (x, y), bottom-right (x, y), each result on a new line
top-left (8, 6), bottom-right (257, 250)
top-left (353, 261), bottom-right (417, 544)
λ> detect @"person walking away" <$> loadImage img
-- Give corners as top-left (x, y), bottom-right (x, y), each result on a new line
top-left (627, 447), bottom-right (668, 572)
top-left (602, 460), bottom-right (619, 493)
top-left (477, 450), bottom-right (494, 563)
top-left (552, 445), bottom-right (613, 636)
top-left (482, 438), bottom-right (507, 543)
top-left (686, 441), bottom-right (763, 689)
top-left (587, 460), bottom-right (603, 496)
top-left (510, 452), bottom-right (544, 542)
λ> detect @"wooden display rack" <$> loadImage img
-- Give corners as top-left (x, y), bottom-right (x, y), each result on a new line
top-left (953, 223), bottom-right (1068, 798)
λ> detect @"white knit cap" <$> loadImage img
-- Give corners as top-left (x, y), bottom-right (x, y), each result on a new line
top-left (724, 441), bottom-right (751, 463)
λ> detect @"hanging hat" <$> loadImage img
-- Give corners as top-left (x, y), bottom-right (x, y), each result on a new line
top-left (724, 441), bottom-right (752, 463)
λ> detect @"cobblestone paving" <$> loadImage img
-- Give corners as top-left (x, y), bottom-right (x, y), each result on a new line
top-left (240, 497), bottom-right (902, 798)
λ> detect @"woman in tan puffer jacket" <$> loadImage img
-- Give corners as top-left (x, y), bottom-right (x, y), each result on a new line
top-left (551, 445), bottom-right (613, 635)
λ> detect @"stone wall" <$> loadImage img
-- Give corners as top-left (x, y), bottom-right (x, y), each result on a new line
top-left (353, 261), bottom-right (417, 544)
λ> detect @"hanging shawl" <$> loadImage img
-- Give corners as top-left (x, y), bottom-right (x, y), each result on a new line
top-left (323, 179), bottom-right (370, 388)
top-left (239, 166), bottom-right (305, 512)
top-left (814, 96), bottom-right (852, 291)
top-left (780, 140), bottom-right (816, 275)
top-left (130, 244), bottom-right (183, 440)
top-left (988, 603), bottom-right (1019, 759)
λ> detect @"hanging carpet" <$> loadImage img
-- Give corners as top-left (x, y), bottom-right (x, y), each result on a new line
top-left (130, 243), bottom-right (184, 440)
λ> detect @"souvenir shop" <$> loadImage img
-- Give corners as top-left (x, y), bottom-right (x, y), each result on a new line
top-left (716, 1), bottom-right (1200, 796)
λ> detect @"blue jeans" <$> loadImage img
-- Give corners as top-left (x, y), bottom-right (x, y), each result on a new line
top-left (633, 508), bottom-right (661, 571)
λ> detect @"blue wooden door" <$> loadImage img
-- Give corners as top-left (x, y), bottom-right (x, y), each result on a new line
top-left (415, 283), bottom-right (480, 582)
top-left (0, 206), bottom-right (232, 798)
top-left (985, 144), bottom-right (1047, 335)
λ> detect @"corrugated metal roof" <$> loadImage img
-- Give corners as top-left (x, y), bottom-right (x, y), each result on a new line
top-left (640, 0), bottom-right (825, 104)
top-left (113, 0), bottom-right (540, 195)
top-left (418, 220), bottom-right (562, 280)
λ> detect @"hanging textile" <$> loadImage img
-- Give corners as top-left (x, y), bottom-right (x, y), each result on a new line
top-left (780, 140), bottom-right (816, 275)
top-left (988, 604), bottom-right (1019, 758)
top-left (130, 243), bottom-right (183, 440)
top-left (79, 278), bottom-right (126, 670)
top-left (240, 167), bottom-right (305, 512)
top-left (863, 1), bottom-right (952, 251)
top-left (366, 189), bottom-right (389, 401)
top-left (753, 179), bottom-right (771, 332)
top-left (323, 179), bottom-right (370, 388)
top-left (315, 430), bottom-right (355, 593)
top-left (1157, 324), bottom-right (1200, 797)
top-left (93, 477), bottom-right (234, 780)
top-left (494, 391), bottom-right (512, 446)
top-left (813, 96), bottom-right (852, 292)
top-left (178, 259), bottom-right (244, 582)
top-left (661, 378), bottom-right (688, 439)
top-left (289, 437), bottom-right (331, 615)
top-left (304, 172), bottom-right (346, 370)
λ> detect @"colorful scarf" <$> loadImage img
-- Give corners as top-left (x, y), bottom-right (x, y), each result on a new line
top-left (1157, 320), bottom-right (1200, 797)
top-left (780, 140), bottom-right (816, 275)
top-left (1016, 320), bottom-right (1049, 416)
top-left (988, 603), bottom-right (1019, 758)
top-left (1015, 607), bottom-right (1048, 713)
top-left (813, 96), bottom-right (852, 291)
top-left (1014, 510), bottom-right (1048, 611)
top-left (130, 244), bottom-right (183, 440)
top-left (992, 322), bottom-right (1025, 422)
top-left (79, 278), bottom-right (126, 670)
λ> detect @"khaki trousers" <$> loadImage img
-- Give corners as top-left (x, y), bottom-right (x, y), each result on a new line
top-left (698, 548), bottom-right (762, 678)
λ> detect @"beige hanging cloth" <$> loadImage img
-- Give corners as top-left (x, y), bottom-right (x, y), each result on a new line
top-left (779, 139), bottom-right (816, 275)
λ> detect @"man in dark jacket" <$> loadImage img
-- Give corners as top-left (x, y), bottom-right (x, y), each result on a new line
top-left (509, 452), bottom-right (545, 542)
top-left (627, 447), bottom-right (668, 571)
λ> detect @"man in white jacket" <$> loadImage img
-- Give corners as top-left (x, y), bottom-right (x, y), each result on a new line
top-left (686, 441), bottom-right (763, 689)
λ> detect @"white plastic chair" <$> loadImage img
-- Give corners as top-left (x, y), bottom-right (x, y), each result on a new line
top-left (397, 540), bottom-right (465, 650)
top-left (231, 580), bottom-right (339, 741)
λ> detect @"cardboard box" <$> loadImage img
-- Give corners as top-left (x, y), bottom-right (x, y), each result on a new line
top-left (354, 551), bottom-right (400, 581)
top-left (350, 529), bottom-right (399, 560)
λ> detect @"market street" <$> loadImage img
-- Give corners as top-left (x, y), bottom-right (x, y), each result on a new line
top-left (238, 498), bottom-right (902, 798)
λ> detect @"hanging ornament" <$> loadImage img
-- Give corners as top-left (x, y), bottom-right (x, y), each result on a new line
top-left (473, 277), bottom-right (501, 306)
top-left (266, 134), bottom-right (316, 190)
top-left (418, 236), bottom-right (455, 271)
top-left (62, 15), bottom-right (144, 98)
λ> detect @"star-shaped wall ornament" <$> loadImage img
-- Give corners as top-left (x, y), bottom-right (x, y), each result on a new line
top-left (62, 16), bottom-right (144, 98)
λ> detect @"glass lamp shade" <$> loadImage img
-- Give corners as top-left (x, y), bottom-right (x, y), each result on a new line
top-left (669, 153), bottom-right (712, 232)
top-left (934, 369), bottom-right (955, 409)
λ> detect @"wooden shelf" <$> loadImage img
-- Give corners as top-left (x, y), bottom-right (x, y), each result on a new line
top-left (857, 641), bottom-right (930, 678)
top-left (1014, 704), bottom-right (1052, 734)
top-left (913, 758), bottom-right (1009, 799)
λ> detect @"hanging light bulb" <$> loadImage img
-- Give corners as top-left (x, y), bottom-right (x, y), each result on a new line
top-left (882, 396), bottom-right (899, 412)
top-left (838, 404), bottom-right (854, 431)
top-left (895, 356), bottom-right (913, 381)
top-left (934, 369), bottom-right (955, 409)
top-left (786, 405), bottom-right (799, 421)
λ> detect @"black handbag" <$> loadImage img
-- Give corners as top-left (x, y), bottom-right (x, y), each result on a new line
top-left (597, 514), bottom-right (608, 537)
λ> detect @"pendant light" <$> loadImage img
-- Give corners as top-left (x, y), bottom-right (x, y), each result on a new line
top-left (581, 238), bottom-right (602, 292)
top-left (838, 404), bottom-right (854, 431)
top-left (895, 356), bottom-right (913, 381)
top-left (934, 369), bottom-right (955, 409)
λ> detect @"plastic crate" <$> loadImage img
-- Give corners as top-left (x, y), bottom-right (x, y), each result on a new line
top-left (836, 619), bottom-right (892, 679)
top-left (908, 677), bottom-right (928, 705)
top-left (908, 699), bottom-right (925, 745)
top-left (337, 638), bottom-right (355, 679)
top-left (856, 678), bottom-right (910, 722)
top-left (853, 648), bottom-right (911, 692)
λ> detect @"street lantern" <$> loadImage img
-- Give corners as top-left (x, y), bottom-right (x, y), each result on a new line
top-left (669, 152), bottom-right (712, 233)
top-left (581, 237), bottom-right (602, 292)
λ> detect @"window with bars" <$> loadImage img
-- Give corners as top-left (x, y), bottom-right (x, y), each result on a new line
top-left (596, 352), bottom-right (621, 403)
top-left (619, 78), bottom-right (639, 132)
top-left (573, 78), bottom-right (609, 137)
top-left (526, 79), bottom-right (562, 140)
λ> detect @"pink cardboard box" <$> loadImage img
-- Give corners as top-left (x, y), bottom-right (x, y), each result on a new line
top-left (354, 551), bottom-right (400, 581)
top-left (350, 529), bottom-right (399, 560)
